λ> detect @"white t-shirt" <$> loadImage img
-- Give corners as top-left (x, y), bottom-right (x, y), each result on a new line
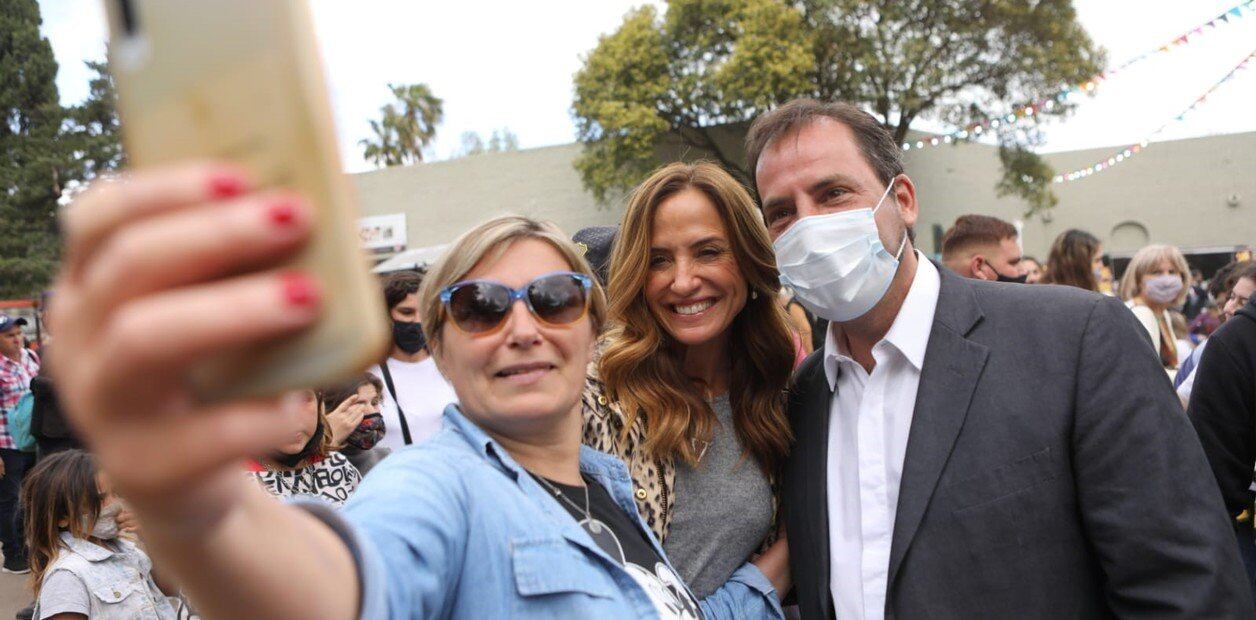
top-left (369, 356), bottom-right (459, 451)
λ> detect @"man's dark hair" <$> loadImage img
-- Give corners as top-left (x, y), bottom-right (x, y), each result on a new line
top-left (745, 99), bottom-right (904, 193)
top-left (382, 270), bottom-right (425, 311)
top-left (1208, 260), bottom-right (1251, 300)
top-left (1226, 261), bottom-right (1256, 295)
top-left (940, 215), bottom-right (1019, 261)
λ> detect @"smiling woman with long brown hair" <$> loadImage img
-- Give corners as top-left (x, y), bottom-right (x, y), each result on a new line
top-left (587, 161), bottom-right (794, 598)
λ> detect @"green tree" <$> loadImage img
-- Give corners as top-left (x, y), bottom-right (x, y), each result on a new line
top-left (573, 0), bottom-right (816, 201)
top-left (800, 0), bottom-right (1102, 217)
top-left (575, 0), bottom-right (1103, 216)
top-left (360, 83), bottom-right (444, 167)
top-left (0, 0), bottom-right (75, 298)
top-left (455, 127), bottom-right (520, 158)
top-left (66, 59), bottom-right (126, 178)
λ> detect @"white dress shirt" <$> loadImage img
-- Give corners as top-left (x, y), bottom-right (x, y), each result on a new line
top-left (825, 253), bottom-right (940, 620)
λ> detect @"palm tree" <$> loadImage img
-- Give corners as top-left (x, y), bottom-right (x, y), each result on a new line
top-left (360, 83), bottom-right (443, 167)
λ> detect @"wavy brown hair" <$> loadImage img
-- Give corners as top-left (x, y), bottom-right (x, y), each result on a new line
top-left (22, 450), bottom-right (101, 598)
top-left (600, 162), bottom-right (794, 474)
top-left (1042, 229), bottom-right (1101, 292)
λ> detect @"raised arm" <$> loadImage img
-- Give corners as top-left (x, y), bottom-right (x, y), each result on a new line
top-left (49, 164), bottom-right (358, 620)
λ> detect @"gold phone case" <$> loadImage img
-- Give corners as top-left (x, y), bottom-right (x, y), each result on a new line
top-left (104, 0), bottom-right (389, 401)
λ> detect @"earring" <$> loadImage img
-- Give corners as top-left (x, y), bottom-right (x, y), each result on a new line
top-left (751, 290), bottom-right (759, 300)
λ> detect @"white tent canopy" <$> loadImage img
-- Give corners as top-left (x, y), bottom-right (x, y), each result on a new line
top-left (371, 244), bottom-right (450, 274)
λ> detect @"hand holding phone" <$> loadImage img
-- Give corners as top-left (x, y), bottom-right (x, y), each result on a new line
top-left (52, 163), bottom-right (320, 520)
top-left (104, 0), bottom-right (389, 402)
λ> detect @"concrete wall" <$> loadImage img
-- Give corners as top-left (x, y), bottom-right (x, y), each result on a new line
top-left (350, 143), bottom-right (623, 250)
top-left (351, 128), bottom-right (1256, 262)
top-left (905, 131), bottom-right (1256, 258)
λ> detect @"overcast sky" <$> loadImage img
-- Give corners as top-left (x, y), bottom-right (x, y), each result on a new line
top-left (38, 0), bottom-right (1256, 173)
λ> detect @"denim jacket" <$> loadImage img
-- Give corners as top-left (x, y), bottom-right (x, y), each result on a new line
top-left (36, 532), bottom-right (178, 620)
top-left (306, 404), bottom-right (783, 619)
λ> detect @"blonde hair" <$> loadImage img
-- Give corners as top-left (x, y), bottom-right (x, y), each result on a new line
top-left (600, 162), bottom-right (794, 474)
top-left (418, 215), bottom-right (607, 353)
top-left (1119, 244), bottom-right (1190, 306)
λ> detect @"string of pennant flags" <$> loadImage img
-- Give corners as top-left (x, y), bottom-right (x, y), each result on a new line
top-left (901, 0), bottom-right (1256, 153)
top-left (1051, 47), bottom-right (1256, 184)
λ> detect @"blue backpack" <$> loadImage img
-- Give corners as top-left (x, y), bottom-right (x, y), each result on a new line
top-left (8, 391), bottom-right (36, 452)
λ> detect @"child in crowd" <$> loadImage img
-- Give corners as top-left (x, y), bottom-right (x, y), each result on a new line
top-left (22, 449), bottom-right (182, 620)
top-left (245, 389), bottom-right (362, 507)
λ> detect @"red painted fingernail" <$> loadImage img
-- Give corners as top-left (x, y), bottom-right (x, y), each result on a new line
top-left (267, 199), bottom-right (300, 228)
top-left (280, 272), bottom-right (320, 308)
top-left (208, 172), bottom-right (247, 199)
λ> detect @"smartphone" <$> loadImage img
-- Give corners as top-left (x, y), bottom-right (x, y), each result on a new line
top-left (104, 0), bottom-right (390, 402)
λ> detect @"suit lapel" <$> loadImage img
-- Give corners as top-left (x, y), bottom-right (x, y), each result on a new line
top-left (788, 355), bottom-right (836, 619)
top-left (887, 271), bottom-right (989, 587)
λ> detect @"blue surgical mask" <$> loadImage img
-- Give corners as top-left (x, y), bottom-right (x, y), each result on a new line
top-left (774, 179), bottom-right (907, 322)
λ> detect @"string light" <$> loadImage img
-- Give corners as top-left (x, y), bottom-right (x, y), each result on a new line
top-left (903, 0), bottom-right (1255, 152)
top-left (1052, 50), bottom-right (1254, 184)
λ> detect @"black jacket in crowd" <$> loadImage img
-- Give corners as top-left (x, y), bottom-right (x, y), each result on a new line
top-left (29, 347), bottom-right (82, 457)
top-left (1189, 298), bottom-right (1256, 519)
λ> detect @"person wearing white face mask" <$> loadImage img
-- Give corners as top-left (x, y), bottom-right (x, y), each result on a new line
top-left (745, 98), bottom-right (1253, 619)
top-left (1119, 244), bottom-right (1193, 371)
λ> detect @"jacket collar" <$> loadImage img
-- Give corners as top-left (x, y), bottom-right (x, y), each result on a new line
top-left (823, 252), bottom-right (943, 389)
top-left (58, 531), bottom-right (117, 563)
top-left (888, 266), bottom-right (988, 586)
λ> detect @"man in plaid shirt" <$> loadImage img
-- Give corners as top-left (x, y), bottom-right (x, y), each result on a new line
top-left (0, 315), bottom-right (39, 573)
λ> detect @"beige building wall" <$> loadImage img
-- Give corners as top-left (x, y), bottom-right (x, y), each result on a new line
top-left (350, 128), bottom-right (1256, 262)
top-left (906, 131), bottom-right (1256, 258)
top-left (350, 143), bottom-right (623, 251)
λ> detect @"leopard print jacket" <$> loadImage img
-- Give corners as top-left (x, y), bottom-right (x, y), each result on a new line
top-left (581, 359), bottom-right (780, 550)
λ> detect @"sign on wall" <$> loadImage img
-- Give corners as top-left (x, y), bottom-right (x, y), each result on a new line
top-left (358, 213), bottom-right (407, 254)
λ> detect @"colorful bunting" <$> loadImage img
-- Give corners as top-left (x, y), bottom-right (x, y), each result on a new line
top-left (1052, 49), bottom-right (1255, 184)
top-left (902, 0), bottom-right (1255, 152)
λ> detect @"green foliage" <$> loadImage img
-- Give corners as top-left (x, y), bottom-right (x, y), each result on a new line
top-left (455, 128), bottom-right (520, 158)
top-left (361, 83), bottom-right (444, 167)
top-left (575, 0), bottom-right (1104, 212)
top-left (0, 0), bottom-right (74, 299)
top-left (996, 144), bottom-right (1058, 219)
top-left (573, 1), bottom-right (815, 201)
top-left (66, 59), bottom-right (126, 177)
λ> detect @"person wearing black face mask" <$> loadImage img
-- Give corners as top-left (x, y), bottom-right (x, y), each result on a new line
top-left (941, 214), bottom-right (1028, 283)
top-left (369, 270), bottom-right (459, 452)
top-left (392, 319), bottom-right (427, 354)
top-left (245, 390), bottom-right (362, 507)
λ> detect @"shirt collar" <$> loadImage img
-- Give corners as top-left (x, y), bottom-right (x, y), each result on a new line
top-left (1, 350), bottom-right (28, 368)
top-left (442, 404), bottom-right (523, 480)
top-left (58, 531), bottom-right (117, 562)
top-left (441, 403), bottom-right (631, 486)
top-left (823, 252), bottom-right (941, 389)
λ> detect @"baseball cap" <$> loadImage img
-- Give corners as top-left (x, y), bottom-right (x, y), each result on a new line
top-left (0, 316), bottom-right (28, 332)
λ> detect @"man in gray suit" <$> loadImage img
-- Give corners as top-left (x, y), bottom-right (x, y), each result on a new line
top-left (746, 99), bottom-right (1252, 618)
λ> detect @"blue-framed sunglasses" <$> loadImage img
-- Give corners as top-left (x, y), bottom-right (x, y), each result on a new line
top-left (439, 271), bottom-right (594, 335)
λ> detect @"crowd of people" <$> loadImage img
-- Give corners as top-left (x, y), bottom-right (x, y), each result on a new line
top-left (0, 97), bottom-right (1255, 619)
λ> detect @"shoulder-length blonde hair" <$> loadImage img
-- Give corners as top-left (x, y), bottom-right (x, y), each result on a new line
top-left (600, 162), bottom-right (794, 474)
top-left (1119, 244), bottom-right (1190, 305)
top-left (417, 215), bottom-right (607, 354)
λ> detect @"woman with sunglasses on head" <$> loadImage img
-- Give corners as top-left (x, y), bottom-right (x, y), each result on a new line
top-left (585, 162), bottom-right (794, 600)
top-left (46, 164), bottom-right (782, 619)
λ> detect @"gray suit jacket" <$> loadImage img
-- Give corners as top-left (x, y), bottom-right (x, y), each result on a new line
top-left (782, 266), bottom-right (1253, 618)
